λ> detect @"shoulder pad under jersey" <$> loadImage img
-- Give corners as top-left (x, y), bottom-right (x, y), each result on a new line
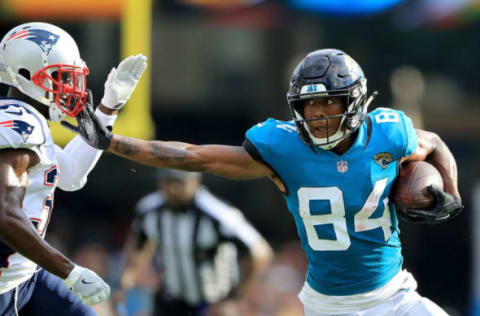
top-left (369, 107), bottom-right (418, 159)
top-left (0, 99), bottom-right (46, 149)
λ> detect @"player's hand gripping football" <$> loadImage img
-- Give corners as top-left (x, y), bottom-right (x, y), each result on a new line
top-left (398, 184), bottom-right (463, 225)
top-left (101, 54), bottom-right (147, 110)
top-left (61, 90), bottom-right (113, 150)
top-left (63, 264), bottom-right (111, 306)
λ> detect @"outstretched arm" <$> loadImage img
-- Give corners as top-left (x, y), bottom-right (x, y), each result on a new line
top-left (108, 135), bottom-right (272, 180)
top-left (57, 55), bottom-right (147, 191)
top-left (62, 105), bottom-right (273, 180)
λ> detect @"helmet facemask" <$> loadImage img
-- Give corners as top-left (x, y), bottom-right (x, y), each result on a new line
top-left (290, 79), bottom-right (367, 150)
top-left (32, 63), bottom-right (89, 118)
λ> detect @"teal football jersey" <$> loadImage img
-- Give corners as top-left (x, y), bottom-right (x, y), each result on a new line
top-left (245, 108), bottom-right (418, 296)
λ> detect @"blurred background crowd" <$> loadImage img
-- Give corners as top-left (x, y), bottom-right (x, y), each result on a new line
top-left (1, 0), bottom-right (479, 315)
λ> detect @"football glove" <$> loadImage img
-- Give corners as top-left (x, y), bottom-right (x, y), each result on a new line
top-left (62, 264), bottom-right (111, 306)
top-left (101, 54), bottom-right (147, 110)
top-left (61, 91), bottom-right (113, 150)
top-left (397, 184), bottom-right (463, 225)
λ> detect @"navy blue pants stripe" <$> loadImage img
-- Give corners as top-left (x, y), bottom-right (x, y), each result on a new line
top-left (0, 269), bottom-right (97, 316)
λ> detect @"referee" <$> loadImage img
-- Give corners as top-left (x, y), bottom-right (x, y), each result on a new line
top-left (117, 169), bottom-right (273, 316)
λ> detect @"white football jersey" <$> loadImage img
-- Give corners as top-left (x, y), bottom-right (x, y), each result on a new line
top-left (0, 98), bottom-right (58, 294)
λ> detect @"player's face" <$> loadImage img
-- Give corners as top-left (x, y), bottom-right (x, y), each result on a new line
top-left (303, 97), bottom-right (345, 139)
top-left (160, 177), bottom-right (200, 209)
top-left (51, 71), bottom-right (75, 107)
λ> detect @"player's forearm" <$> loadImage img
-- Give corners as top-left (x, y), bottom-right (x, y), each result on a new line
top-left (108, 135), bottom-right (205, 171)
top-left (120, 239), bottom-right (155, 290)
top-left (236, 258), bottom-right (266, 297)
top-left (107, 135), bottom-right (271, 179)
top-left (249, 241), bottom-right (273, 280)
top-left (59, 106), bottom-right (118, 191)
top-left (237, 241), bottom-right (273, 296)
top-left (425, 135), bottom-right (459, 197)
top-left (0, 187), bottom-right (74, 278)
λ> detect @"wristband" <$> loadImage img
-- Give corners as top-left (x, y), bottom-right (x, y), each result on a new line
top-left (94, 108), bottom-right (117, 129)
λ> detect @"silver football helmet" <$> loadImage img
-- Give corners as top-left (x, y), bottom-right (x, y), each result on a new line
top-left (0, 22), bottom-right (89, 121)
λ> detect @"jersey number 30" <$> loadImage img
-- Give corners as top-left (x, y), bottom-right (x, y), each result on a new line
top-left (298, 178), bottom-right (392, 251)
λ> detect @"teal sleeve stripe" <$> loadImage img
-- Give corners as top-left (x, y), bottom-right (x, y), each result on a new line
top-left (403, 115), bottom-right (418, 157)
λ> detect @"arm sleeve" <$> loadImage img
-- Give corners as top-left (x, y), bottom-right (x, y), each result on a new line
top-left (132, 192), bottom-right (164, 240)
top-left (401, 112), bottom-right (418, 157)
top-left (196, 188), bottom-right (264, 249)
top-left (371, 108), bottom-right (418, 160)
top-left (218, 209), bottom-right (265, 249)
top-left (55, 108), bottom-right (117, 191)
top-left (244, 118), bottom-right (276, 164)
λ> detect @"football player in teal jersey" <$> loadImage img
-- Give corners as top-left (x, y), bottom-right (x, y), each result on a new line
top-left (65, 49), bottom-right (463, 315)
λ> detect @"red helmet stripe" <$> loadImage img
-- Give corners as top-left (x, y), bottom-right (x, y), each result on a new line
top-left (6, 30), bottom-right (29, 41)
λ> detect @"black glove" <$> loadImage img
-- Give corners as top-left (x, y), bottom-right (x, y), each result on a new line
top-left (61, 90), bottom-right (113, 150)
top-left (397, 184), bottom-right (463, 225)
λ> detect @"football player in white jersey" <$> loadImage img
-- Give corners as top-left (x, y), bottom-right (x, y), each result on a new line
top-left (0, 22), bottom-right (146, 315)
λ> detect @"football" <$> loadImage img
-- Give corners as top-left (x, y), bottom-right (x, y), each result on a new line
top-left (392, 161), bottom-right (444, 210)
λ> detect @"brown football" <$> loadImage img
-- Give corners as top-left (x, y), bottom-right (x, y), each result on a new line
top-left (392, 161), bottom-right (444, 210)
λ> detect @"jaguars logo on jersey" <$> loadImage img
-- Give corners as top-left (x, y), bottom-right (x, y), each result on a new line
top-left (374, 152), bottom-right (393, 169)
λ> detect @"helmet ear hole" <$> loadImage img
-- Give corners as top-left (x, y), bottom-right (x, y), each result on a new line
top-left (341, 96), bottom-right (348, 109)
top-left (18, 68), bottom-right (31, 80)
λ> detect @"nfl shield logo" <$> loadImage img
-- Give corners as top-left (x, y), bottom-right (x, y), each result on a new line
top-left (337, 160), bottom-right (348, 173)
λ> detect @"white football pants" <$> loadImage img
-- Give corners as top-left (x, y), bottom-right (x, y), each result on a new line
top-left (303, 289), bottom-right (448, 316)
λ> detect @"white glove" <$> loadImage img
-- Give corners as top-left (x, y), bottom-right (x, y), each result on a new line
top-left (100, 54), bottom-right (147, 110)
top-left (63, 264), bottom-right (111, 306)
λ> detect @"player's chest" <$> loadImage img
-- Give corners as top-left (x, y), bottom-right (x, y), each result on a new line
top-left (283, 152), bottom-right (398, 212)
top-left (289, 152), bottom-right (395, 183)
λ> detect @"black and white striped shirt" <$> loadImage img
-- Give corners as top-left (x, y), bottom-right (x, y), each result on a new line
top-left (133, 186), bottom-right (263, 305)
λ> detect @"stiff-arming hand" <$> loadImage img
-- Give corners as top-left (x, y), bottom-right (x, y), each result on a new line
top-left (61, 98), bottom-right (113, 150)
top-left (63, 264), bottom-right (111, 306)
top-left (101, 54), bottom-right (147, 110)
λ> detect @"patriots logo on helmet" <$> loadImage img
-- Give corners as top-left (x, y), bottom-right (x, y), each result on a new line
top-left (7, 28), bottom-right (59, 55)
top-left (0, 120), bottom-right (35, 142)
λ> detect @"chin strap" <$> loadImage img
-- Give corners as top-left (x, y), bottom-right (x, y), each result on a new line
top-left (308, 127), bottom-right (345, 150)
top-left (295, 109), bottom-right (346, 150)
